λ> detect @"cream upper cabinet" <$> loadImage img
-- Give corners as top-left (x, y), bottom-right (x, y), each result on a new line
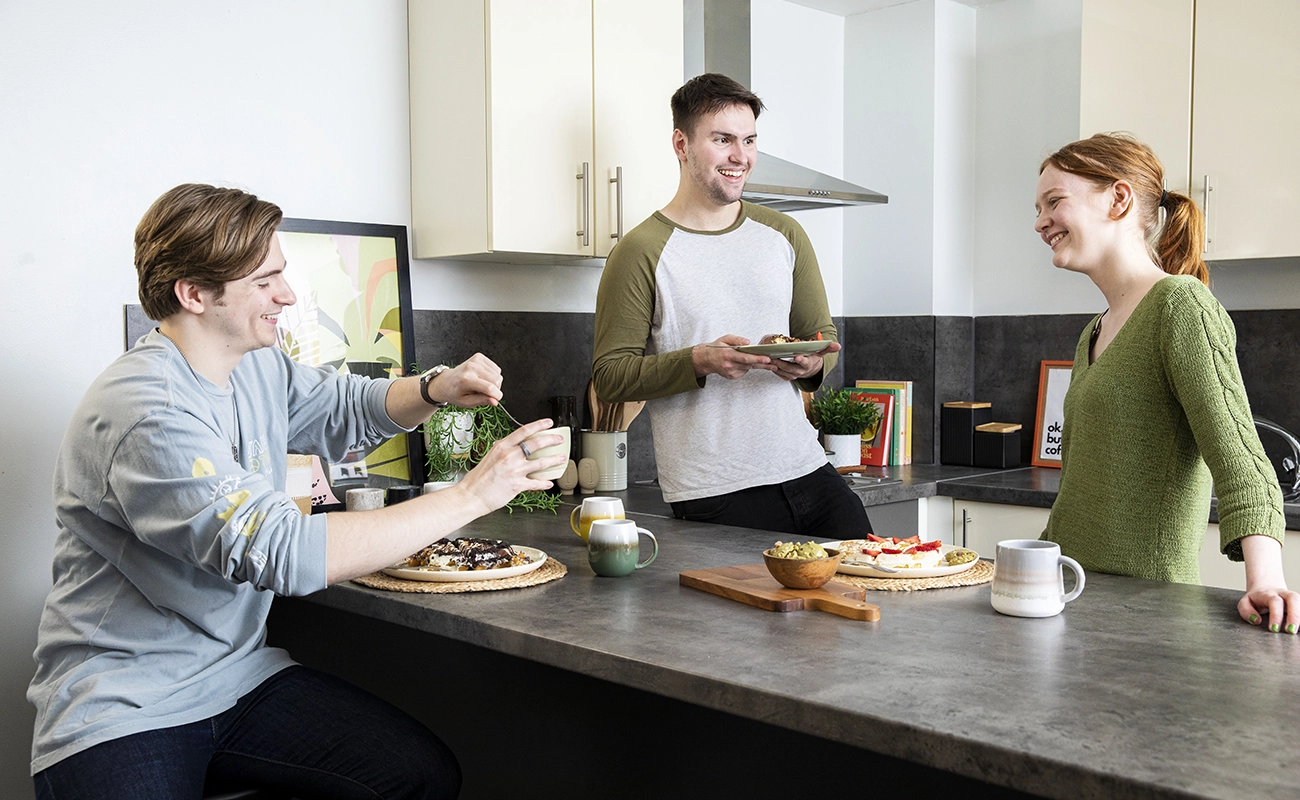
top-left (592, 2), bottom-right (683, 258)
top-left (1080, 0), bottom-right (1300, 261)
top-left (1190, 0), bottom-right (1300, 261)
top-left (408, 0), bottom-right (682, 261)
top-left (1079, 0), bottom-right (1193, 196)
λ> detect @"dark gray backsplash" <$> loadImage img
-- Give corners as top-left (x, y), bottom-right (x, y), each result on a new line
top-left (411, 309), bottom-right (655, 484)
top-left (847, 309), bottom-right (1299, 469)
top-left (126, 304), bottom-right (1300, 477)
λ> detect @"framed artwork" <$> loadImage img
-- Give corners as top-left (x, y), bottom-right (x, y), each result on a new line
top-left (276, 218), bottom-right (420, 502)
top-left (1031, 360), bottom-right (1073, 468)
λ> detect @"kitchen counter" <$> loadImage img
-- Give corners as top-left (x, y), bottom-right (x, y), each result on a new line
top-left (272, 499), bottom-right (1300, 800)
top-left (834, 465), bottom-right (1300, 530)
top-left (626, 466), bottom-right (1300, 530)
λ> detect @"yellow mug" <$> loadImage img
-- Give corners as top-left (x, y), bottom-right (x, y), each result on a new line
top-left (569, 496), bottom-right (625, 541)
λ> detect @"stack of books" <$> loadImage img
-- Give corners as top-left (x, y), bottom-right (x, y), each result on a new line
top-left (849, 380), bottom-right (913, 467)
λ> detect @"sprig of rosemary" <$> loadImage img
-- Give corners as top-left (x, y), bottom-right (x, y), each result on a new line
top-left (422, 398), bottom-right (564, 513)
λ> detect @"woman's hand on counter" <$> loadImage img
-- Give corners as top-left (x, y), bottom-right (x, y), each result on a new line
top-left (1238, 534), bottom-right (1300, 633)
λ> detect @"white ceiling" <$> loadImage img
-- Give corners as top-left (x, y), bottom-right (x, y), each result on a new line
top-left (786, 0), bottom-right (1006, 15)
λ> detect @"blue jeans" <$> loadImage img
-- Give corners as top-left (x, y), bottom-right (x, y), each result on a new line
top-left (34, 665), bottom-right (460, 800)
top-left (671, 462), bottom-right (873, 538)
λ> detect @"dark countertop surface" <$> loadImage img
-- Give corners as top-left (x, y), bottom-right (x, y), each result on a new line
top-left (304, 491), bottom-right (1300, 800)
top-left (831, 464), bottom-right (1300, 530)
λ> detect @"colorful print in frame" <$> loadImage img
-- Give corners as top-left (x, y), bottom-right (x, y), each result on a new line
top-left (276, 218), bottom-right (418, 500)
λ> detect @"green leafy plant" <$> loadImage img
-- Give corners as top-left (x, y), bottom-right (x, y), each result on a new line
top-left (422, 401), bottom-right (561, 514)
top-left (810, 388), bottom-right (881, 436)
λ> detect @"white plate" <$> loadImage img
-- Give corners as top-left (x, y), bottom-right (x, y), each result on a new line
top-left (822, 541), bottom-right (979, 579)
top-left (733, 341), bottom-right (830, 358)
top-left (382, 545), bottom-right (548, 582)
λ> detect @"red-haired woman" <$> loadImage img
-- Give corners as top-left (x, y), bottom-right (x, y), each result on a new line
top-left (1033, 133), bottom-right (1296, 632)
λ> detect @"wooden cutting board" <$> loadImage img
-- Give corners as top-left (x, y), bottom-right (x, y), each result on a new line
top-left (680, 564), bottom-right (881, 621)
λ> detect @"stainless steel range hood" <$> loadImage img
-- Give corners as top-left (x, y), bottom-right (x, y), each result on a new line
top-left (685, 0), bottom-right (887, 212)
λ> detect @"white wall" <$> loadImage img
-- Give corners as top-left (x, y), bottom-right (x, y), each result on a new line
top-left (843, 0), bottom-right (976, 317)
top-left (972, 0), bottom-right (1099, 315)
top-left (844, 1), bottom-right (936, 316)
top-left (932, 0), bottom-right (977, 317)
top-left (0, 1), bottom-right (601, 794)
top-left (752, 0), bottom-right (848, 316)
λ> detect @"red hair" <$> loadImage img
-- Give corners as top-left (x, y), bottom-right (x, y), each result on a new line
top-left (1042, 133), bottom-right (1208, 285)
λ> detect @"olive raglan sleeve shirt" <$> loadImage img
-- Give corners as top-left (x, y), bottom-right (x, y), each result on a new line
top-left (1042, 276), bottom-right (1284, 583)
top-left (592, 202), bottom-right (837, 502)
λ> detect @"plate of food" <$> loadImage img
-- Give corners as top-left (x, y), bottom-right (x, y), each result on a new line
top-left (734, 340), bottom-right (830, 358)
top-left (707, 334), bottom-right (831, 359)
top-left (823, 536), bottom-right (979, 579)
top-left (383, 537), bottom-right (547, 582)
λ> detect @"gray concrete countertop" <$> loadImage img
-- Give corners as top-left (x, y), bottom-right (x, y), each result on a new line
top-left (303, 504), bottom-right (1300, 800)
top-left (835, 465), bottom-right (1300, 530)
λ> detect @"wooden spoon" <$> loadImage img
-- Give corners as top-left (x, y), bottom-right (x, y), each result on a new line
top-left (586, 380), bottom-right (602, 431)
top-left (619, 400), bottom-right (646, 431)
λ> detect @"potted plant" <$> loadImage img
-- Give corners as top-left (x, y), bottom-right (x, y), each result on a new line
top-left (810, 388), bottom-right (881, 469)
top-left (421, 402), bottom-right (561, 513)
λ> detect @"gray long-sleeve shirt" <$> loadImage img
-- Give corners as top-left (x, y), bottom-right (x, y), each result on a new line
top-left (28, 330), bottom-right (408, 774)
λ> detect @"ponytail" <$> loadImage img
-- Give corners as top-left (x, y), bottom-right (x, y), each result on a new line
top-left (1155, 192), bottom-right (1209, 286)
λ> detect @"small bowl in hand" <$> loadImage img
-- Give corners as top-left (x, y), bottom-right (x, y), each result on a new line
top-left (762, 547), bottom-right (843, 590)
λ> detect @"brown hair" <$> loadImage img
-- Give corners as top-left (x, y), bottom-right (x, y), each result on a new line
top-left (1041, 133), bottom-right (1208, 285)
top-left (671, 73), bottom-right (765, 138)
top-left (134, 184), bottom-right (283, 320)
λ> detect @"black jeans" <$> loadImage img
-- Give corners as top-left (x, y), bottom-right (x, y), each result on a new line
top-left (671, 462), bottom-right (873, 538)
top-left (34, 665), bottom-right (460, 800)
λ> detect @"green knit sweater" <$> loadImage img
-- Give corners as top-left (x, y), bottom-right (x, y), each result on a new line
top-left (1041, 275), bottom-right (1284, 583)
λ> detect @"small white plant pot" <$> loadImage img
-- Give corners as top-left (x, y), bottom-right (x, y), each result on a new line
top-left (424, 410), bottom-right (474, 454)
top-left (823, 433), bottom-right (862, 469)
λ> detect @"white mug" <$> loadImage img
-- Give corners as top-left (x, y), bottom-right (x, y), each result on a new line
top-left (523, 426), bottom-right (570, 480)
top-left (587, 518), bottom-right (657, 577)
top-left (569, 496), bottom-right (625, 541)
top-left (991, 539), bottom-right (1085, 618)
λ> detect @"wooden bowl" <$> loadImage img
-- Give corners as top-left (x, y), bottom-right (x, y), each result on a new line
top-left (762, 548), bottom-right (843, 590)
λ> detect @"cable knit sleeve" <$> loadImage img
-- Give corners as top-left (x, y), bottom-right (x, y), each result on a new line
top-left (1161, 279), bottom-right (1285, 560)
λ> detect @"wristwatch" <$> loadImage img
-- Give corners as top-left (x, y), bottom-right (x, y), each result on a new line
top-left (418, 365), bottom-right (451, 406)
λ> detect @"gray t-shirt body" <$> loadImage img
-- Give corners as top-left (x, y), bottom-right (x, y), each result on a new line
top-left (593, 203), bottom-right (836, 502)
top-left (28, 330), bottom-right (408, 774)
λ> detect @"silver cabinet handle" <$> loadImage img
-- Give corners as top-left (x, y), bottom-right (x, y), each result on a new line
top-left (1202, 174), bottom-right (1212, 254)
top-left (610, 166), bottom-right (623, 241)
top-left (577, 162), bottom-right (590, 247)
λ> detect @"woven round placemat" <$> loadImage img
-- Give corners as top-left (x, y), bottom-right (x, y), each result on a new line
top-left (351, 557), bottom-right (567, 593)
top-left (833, 559), bottom-right (993, 592)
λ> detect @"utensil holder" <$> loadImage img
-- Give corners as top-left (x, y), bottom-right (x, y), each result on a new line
top-left (580, 430), bottom-right (627, 491)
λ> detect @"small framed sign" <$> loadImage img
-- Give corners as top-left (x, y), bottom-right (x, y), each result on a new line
top-left (1031, 360), bottom-right (1073, 468)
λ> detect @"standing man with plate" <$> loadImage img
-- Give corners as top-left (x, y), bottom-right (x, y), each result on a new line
top-left (592, 73), bottom-right (872, 537)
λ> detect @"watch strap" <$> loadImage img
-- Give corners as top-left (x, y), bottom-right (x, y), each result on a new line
top-left (419, 365), bottom-right (450, 406)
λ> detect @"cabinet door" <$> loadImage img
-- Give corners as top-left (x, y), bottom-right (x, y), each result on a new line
top-left (1190, 0), bottom-right (1300, 260)
top-left (951, 500), bottom-right (1051, 559)
top-left (592, 0), bottom-right (683, 258)
top-left (488, 0), bottom-right (595, 257)
top-left (1079, 0), bottom-right (1193, 195)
